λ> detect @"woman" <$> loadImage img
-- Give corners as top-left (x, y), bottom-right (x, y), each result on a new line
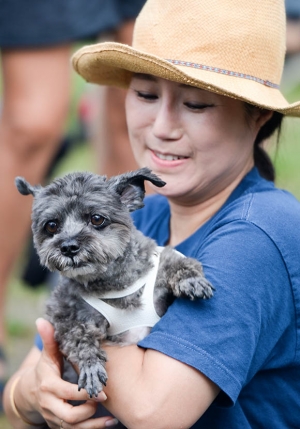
top-left (3, 0), bottom-right (300, 427)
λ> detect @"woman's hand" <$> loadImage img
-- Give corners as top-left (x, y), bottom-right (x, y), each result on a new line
top-left (7, 318), bottom-right (118, 429)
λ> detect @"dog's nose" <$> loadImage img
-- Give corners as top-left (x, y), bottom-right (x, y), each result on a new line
top-left (60, 239), bottom-right (80, 257)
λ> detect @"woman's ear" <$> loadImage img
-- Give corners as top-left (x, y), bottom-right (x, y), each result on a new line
top-left (256, 109), bottom-right (274, 129)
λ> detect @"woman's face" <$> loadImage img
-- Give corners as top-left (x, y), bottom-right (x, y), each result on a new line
top-left (126, 74), bottom-right (266, 204)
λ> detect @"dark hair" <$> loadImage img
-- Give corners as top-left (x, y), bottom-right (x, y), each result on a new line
top-left (244, 103), bottom-right (284, 181)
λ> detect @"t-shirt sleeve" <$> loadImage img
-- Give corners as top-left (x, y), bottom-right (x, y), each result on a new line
top-left (138, 220), bottom-right (293, 406)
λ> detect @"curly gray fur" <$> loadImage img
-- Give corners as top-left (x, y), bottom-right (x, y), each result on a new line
top-left (16, 168), bottom-right (214, 398)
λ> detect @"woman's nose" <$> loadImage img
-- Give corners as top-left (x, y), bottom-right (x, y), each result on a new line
top-left (152, 104), bottom-right (183, 141)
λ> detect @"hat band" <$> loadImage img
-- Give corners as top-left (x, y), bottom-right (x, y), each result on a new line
top-left (166, 59), bottom-right (280, 89)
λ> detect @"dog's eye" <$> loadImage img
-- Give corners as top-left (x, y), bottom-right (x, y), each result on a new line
top-left (45, 220), bottom-right (59, 234)
top-left (91, 214), bottom-right (106, 227)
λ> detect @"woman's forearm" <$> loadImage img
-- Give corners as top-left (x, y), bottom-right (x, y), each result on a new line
top-left (103, 345), bottom-right (219, 429)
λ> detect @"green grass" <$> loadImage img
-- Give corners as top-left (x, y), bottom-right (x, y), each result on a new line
top-left (267, 80), bottom-right (300, 198)
top-left (270, 117), bottom-right (300, 199)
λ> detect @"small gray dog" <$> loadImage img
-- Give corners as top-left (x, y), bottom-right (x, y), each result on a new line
top-left (16, 168), bottom-right (213, 398)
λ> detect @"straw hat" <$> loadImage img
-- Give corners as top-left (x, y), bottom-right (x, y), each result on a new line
top-left (72, 0), bottom-right (300, 117)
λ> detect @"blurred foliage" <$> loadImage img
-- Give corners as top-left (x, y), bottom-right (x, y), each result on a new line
top-left (7, 320), bottom-right (31, 337)
top-left (269, 80), bottom-right (300, 199)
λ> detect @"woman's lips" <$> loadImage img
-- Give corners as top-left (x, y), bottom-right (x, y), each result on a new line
top-left (150, 149), bottom-right (189, 165)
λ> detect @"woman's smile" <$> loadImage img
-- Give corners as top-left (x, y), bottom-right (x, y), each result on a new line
top-left (152, 150), bottom-right (188, 162)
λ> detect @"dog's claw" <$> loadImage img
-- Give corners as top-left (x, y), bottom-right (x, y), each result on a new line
top-left (178, 276), bottom-right (214, 300)
top-left (99, 371), bottom-right (108, 386)
top-left (78, 361), bottom-right (108, 398)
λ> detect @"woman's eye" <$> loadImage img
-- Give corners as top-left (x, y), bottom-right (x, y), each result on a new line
top-left (135, 90), bottom-right (158, 101)
top-left (184, 102), bottom-right (214, 110)
top-left (90, 214), bottom-right (106, 227)
top-left (45, 220), bottom-right (59, 234)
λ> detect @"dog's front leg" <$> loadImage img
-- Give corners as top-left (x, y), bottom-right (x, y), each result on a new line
top-left (157, 247), bottom-right (214, 301)
top-left (75, 331), bottom-right (108, 398)
top-left (54, 317), bottom-right (109, 398)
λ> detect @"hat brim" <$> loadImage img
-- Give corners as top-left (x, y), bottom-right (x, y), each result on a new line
top-left (72, 42), bottom-right (300, 117)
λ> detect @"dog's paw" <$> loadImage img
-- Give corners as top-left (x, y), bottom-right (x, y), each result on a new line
top-left (78, 361), bottom-right (108, 398)
top-left (178, 276), bottom-right (214, 300)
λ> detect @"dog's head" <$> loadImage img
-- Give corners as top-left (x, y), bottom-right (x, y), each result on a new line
top-left (15, 168), bottom-right (165, 282)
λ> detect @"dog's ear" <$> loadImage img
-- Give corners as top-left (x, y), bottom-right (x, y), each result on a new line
top-left (108, 168), bottom-right (166, 212)
top-left (15, 177), bottom-right (42, 197)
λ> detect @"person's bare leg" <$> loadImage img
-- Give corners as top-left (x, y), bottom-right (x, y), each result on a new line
top-left (94, 21), bottom-right (138, 176)
top-left (286, 19), bottom-right (300, 55)
top-left (0, 46), bottom-right (72, 354)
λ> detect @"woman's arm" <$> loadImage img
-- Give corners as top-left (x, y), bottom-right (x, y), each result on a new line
top-left (4, 319), bottom-right (219, 429)
top-left (103, 345), bottom-right (219, 429)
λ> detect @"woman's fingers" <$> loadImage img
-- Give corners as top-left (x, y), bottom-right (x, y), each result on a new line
top-left (40, 398), bottom-right (117, 428)
top-left (46, 377), bottom-right (107, 403)
top-left (42, 399), bottom-right (97, 424)
top-left (36, 317), bottom-right (108, 402)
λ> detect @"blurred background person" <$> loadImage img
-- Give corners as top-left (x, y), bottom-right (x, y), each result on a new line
top-left (0, 0), bottom-right (145, 411)
top-left (286, 0), bottom-right (300, 54)
top-left (283, 0), bottom-right (300, 93)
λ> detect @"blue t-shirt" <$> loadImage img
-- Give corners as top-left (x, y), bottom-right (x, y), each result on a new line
top-left (36, 167), bottom-right (300, 427)
top-left (132, 167), bottom-right (300, 428)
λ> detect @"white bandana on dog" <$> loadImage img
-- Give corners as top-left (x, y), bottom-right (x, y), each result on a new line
top-left (81, 247), bottom-right (164, 336)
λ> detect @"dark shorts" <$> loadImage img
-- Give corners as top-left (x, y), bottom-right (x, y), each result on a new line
top-left (0, 0), bottom-right (146, 48)
top-left (286, 0), bottom-right (300, 18)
